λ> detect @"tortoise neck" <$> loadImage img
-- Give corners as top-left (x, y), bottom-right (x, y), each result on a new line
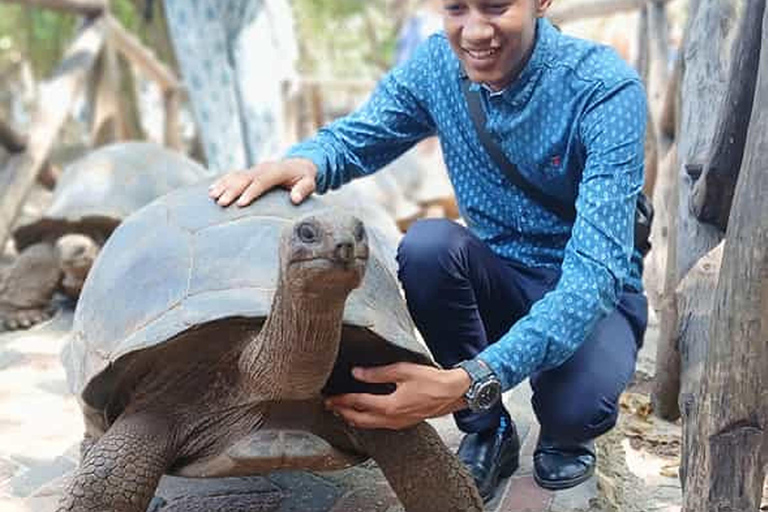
top-left (239, 279), bottom-right (347, 400)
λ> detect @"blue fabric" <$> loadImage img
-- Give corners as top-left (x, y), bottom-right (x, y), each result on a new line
top-left (285, 18), bottom-right (647, 392)
top-left (397, 219), bottom-right (646, 436)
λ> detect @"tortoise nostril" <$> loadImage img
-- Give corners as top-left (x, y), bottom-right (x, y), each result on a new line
top-left (335, 242), bottom-right (354, 262)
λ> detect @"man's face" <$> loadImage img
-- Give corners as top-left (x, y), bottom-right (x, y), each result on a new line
top-left (441, 0), bottom-right (552, 91)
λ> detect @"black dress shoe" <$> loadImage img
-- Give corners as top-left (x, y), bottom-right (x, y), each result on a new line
top-left (457, 418), bottom-right (520, 502)
top-left (533, 436), bottom-right (596, 490)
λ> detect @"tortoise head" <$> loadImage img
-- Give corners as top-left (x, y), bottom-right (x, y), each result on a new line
top-left (279, 210), bottom-right (369, 301)
top-left (55, 233), bottom-right (103, 299)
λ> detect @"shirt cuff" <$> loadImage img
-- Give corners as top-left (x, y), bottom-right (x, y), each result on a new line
top-left (284, 144), bottom-right (330, 194)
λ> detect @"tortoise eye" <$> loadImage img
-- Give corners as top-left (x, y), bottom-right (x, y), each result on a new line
top-left (354, 221), bottom-right (366, 242)
top-left (297, 222), bottom-right (320, 243)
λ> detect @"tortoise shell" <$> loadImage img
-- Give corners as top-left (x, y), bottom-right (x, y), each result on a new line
top-left (63, 184), bottom-right (431, 420)
top-left (13, 142), bottom-right (210, 250)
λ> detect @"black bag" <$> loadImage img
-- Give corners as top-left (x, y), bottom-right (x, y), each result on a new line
top-left (460, 77), bottom-right (653, 257)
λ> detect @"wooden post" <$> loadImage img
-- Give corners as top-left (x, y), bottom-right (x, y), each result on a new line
top-left (0, 18), bottom-right (105, 251)
top-left (681, 4), bottom-right (768, 503)
top-left (0, 0), bottom-right (106, 16)
top-left (90, 40), bottom-right (125, 145)
top-left (163, 88), bottom-right (182, 151)
top-left (658, 54), bottom-right (681, 153)
top-left (652, 0), bottom-right (737, 420)
top-left (105, 15), bottom-right (178, 92)
top-left (690, 0), bottom-right (765, 232)
top-left (647, 0), bottom-right (670, 122)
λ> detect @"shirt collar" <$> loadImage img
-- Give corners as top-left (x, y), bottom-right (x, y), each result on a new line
top-left (459, 17), bottom-right (557, 107)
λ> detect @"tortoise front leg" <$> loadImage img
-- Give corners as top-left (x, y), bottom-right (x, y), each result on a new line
top-left (57, 414), bottom-right (177, 512)
top-left (0, 242), bottom-right (61, 330)
top-left (349, 422), bottom-right (483, 512)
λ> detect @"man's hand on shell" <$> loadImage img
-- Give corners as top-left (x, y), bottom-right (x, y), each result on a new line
top-left (208, 158), bottom-right (318, 207)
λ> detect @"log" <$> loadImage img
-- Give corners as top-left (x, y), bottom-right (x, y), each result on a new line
top-left (0, 0), bottom-right (105, 16)
top-left (0, 18), bottom-right (105, 251)
top-left (105, 15), bottom-right (178, 92)
top-left (653, 0), bottom-right (738, 420)
top-left (659, 53), bottom-right (681, 151)
top-left (647, 0), bottom-right (670, 123)
top-left (547, 0), bottom-right (673, 25)
top-left (673, 0), bottom-right (736, 280)
top-left (635, 7), bottom-right (649, 83)
top-left (650, 148), bottom-right (682, 419)
top-left (90, 40), bottom-right (125, 145)
top-left (0, 117), bottom-right (27, 153)
top-left (675, 243), bottom-right (722, 484)
top-left (681, 4), bottom-right (768, 502)
top-left (690, 0), bottom-right (765, 232)
top-left (163, 88), bottom-right (182, 150)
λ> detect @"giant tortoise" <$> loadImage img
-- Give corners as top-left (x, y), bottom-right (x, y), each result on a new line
top-left (59, 184), bottom-right (482, 512)
top-left (0, 142), bottom-right (209, 330)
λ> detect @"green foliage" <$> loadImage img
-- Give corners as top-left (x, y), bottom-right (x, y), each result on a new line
top-left (292, 0), bottom-right (400, 79)
top-left (0, 4), bottom-right (78, 78)
top-left (0, 0), bottom-right (149, 79)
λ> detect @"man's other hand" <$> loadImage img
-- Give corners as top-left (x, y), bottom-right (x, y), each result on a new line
top-left (324, 363), bottom-right (471, 430)
top-left (208, 158), bottom-right (318, 207)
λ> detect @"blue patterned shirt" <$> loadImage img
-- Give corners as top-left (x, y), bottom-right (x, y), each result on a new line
top-left (285, 18), bottom-right (647, 391)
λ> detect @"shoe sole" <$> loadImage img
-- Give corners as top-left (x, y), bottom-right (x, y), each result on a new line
top-left (533, 463), bottom-right (595, 491)
top-left (480, 449), bottom-right (520, 502)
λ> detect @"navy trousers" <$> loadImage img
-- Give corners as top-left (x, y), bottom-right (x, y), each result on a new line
top-left (396, 219), bottom-right (648, 443)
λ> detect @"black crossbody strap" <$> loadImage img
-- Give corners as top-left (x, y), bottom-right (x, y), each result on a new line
top-left (460, 77), bottom-right (577, 222)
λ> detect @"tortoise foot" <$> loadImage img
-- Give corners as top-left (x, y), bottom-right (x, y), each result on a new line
top-left (0, 303), bottom-right (56, 331)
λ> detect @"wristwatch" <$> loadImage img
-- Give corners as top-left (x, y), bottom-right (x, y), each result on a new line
top-left (456, 359), bottom-right (502, 412)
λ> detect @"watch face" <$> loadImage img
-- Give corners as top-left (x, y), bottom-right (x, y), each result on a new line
top-left (475, 380), bottom-right (502, 410)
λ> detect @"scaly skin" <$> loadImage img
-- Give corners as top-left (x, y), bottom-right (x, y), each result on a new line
top-left (350, 422), bottom-right (484, 512)
top-left (56, 414), bottom-right (176, 512)
top-left (0, 242), bottom-right (61, 330)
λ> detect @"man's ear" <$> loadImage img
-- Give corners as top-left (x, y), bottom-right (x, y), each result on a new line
top-left (536, 0), bottom-right (555, 17)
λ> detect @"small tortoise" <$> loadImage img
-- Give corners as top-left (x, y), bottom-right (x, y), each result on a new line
top-left (59, 185), bottom-right (482, 512)
top-left (0, 142), bottom-right (209, 330)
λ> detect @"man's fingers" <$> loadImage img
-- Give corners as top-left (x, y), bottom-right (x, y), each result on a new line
top-left (210, 173), bottom-right (250, 206)
top-left (236, 166), bottom-right (282, 206)
top-left (216, 187), bottom-right (245, 207)
top-left (290, 176), bottom-right (316, 204)
top-left (326, 392), bottom-right (391, 414)
top-left (334, 406), bottom-right (396, 430)
top-left (352, 363), bottom-right (415, 384)
top-left (208, 181), bottom-right (223, 198)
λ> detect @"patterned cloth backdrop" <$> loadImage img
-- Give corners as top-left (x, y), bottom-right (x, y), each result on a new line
top-left (164, 0), bottom-right (298, 172)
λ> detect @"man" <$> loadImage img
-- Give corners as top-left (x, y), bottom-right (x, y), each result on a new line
top-left (209, 0), bottom-right (648, 502)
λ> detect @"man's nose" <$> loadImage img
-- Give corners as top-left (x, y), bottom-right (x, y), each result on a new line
top-left (463, 11), bottom-right (494, 42)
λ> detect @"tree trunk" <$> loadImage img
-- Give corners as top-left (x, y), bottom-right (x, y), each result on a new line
top-left (0, 19), bottom-right (104, 251)
top-left (681, 5), bottom-right (768, 504)
top-left (674, 0), bottom-right (737, 280)
top-left (653, 0), bottom-right (739, 420)
top-left (658, 53), bottom-right (681, 154)
top-left (690, 0), bottom-right (765, 232)
top-left (636, 7), bottom-right (649, 82)
top-left (674, 242), bottom-right (722, 486)
top-left (647, 0), bottom-right (669, 123)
